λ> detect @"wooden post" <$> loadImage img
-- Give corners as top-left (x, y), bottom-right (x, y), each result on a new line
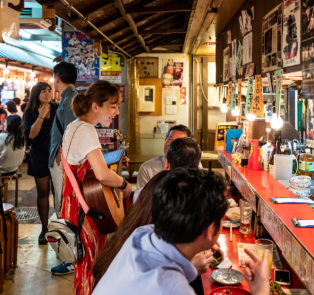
top-left (193, 57), bottom-right (199, 144)
top-left (202, 57), bottom-right (208, 151)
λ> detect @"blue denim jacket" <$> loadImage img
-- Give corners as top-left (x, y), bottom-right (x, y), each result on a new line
top-left (48, 86), bottom-right (77, 168)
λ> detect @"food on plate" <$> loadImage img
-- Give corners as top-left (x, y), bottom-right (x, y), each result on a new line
top-left (269, 282), bottom-right (287, 295)
top-left (230, 212), bottom-right (240, 219)
top-left (226, 288), bottom-right (232, 294)
top-left (210, 251), bottom-right (223, 267)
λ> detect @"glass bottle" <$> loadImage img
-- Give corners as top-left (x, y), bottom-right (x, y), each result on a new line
top-left (269, 133), bottom-right (281, 176)
top-left (299, 153), bottom-right (314, 180)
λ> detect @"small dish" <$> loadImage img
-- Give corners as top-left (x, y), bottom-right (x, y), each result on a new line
top-left (211, 269), bottom-right (244, 285)
top-left (225, 207), bottom-right (241, 222)
top-left (289, 176), bottom-right (311, 190)
top-left (289, 188), bottom-right (311, 198)
top-left (210, 251), bottom-right (224, 268)
top-left (222, 221), bottom-right (240, 228)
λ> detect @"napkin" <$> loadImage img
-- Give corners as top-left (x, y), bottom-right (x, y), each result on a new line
top-left (217, 256), bottom-right (232, 269)
top-left (228, 198), bottom-right (238, 207)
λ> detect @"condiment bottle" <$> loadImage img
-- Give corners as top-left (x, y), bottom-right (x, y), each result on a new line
top-left (299, 153), bottom-right (314, 180)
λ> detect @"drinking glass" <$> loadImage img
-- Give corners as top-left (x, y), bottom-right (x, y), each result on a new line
top-left (255, 239), bottom-right (273, 279)
top-left (239, 199), bottom-right (252, 234)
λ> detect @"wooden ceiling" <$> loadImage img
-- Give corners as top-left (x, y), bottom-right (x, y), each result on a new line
top-left (37, 0), bottom-right (193, 57)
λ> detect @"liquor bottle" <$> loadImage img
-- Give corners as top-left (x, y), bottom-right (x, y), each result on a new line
top-left (269, 132), bottom-right (281, 176)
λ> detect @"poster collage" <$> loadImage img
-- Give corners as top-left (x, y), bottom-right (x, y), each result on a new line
top-left (62, 31), bottom-right (121, 83)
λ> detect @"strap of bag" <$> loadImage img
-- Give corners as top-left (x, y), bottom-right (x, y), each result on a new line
top-left (55, 115), bottom-right (64, 136)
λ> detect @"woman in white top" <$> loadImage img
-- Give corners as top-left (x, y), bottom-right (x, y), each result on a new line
top-left (61, 80), bottom-right (132, 295)
top-left (0, 115), bottom-right (25, 175)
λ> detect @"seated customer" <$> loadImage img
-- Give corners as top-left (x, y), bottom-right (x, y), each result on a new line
top-left (133, 137), bottom-right (201, 202)
top-left (93, 168), bottom-right (229, 295)
top-left (6, 101), bottom-right (18, 117)
top-left (93, 168), bottom-right (270, 295)
top-left (137, 125), bottom-right (199, 189)
top-left (0, 115), bottom-right (25, 175)
top-left (93, 170), bottom-right (223, 295)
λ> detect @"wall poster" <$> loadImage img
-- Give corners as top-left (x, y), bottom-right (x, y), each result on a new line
top-left (262, 4), bottom-right (283, 73)
top-left (223, 47), bottom-right (230, 82)
top-left (100, 53), bottom-right (122, 84)
top-left (231, 39), bottom-right (237, 80)
top-left (282, 0), bottom-right (301, 67)
top-left (63, 31), bottom-right (99, 82)
top-left (162, 59), bottom-right (184, 88)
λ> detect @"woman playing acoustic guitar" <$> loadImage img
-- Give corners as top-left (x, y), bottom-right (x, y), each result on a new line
top-left (61, 80), bottom-right (132, 294)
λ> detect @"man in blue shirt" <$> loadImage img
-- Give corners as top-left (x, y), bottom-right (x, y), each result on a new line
top-left (49, 62), bottom-right (77, 275)
top-left (93, 168), bottom-right (229, 295)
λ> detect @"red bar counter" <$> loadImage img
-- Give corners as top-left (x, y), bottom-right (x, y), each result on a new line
top-left (202, 151), bottom-right (314, 295)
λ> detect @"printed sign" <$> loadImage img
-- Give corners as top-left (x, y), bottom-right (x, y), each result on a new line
top-left (262, 4), bottom-right (283, 73)
top-left (180, 87), bottom-right (186, 105)
top-left (63, 31), bottom-right (99, 82)
top-left (236, 41), bottom-right (243, 76)
top-left (282, 0), bottom-right (301, 67)
top-left (250, 75), bottom-right (264, 117)
top-left (96, 129), bottom-right (114, 144)
top-left (274, 69), bottom-right (283, 113)
top-left (100, 54), bottom-right (122, 84)
top-left (226, 81), bottom-right (233, 109)
top-left (231, 39), bottom-right (237, 80)
top-left (223, 47), bottom-right (230, 82)
top-left (237, 79), bottom-right (242, 108)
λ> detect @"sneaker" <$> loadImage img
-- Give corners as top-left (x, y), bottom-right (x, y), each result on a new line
top-left (51, 262), bottom-right (75, 275)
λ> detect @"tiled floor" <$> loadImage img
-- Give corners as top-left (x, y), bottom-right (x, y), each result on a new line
top-left (3, 164), bottom-right (74, 295)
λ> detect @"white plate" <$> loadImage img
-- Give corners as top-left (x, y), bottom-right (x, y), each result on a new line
top-left (225, 207), bottom-right (241, 222)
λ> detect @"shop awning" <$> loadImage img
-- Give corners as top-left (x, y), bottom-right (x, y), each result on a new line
top-left (0, 42), bottom-right (55, 69)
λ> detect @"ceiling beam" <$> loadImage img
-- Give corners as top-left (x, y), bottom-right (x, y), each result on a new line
top-left (146, 41), bottom-right (183, 46)
top-left (68, 0), bottom-right (113, 22)
top-left (84, 12), bottom-right (123, 34)
top-left (114, 0), bottom-right (150, 53)
top-left (139, 28), bottom-right (186, 34)
top-left (125, 4), bottom-right (192, 14)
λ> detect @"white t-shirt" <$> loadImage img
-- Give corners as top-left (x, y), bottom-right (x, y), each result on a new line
top-left (16, 106), bottom-right (23, 118)
top-left (0, 133), bottom-right (25, 173)
top-left (62, 119), bottom-right (101, 165)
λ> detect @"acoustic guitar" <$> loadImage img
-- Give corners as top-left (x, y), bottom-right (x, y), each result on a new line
top-left (83, 164), bottom-right (125, 235)
top-left (82, 130), bottom-right (128, 235)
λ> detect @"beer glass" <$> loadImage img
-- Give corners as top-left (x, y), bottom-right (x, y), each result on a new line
top-left (239, 199), bottom-right (252, 234)
top-left (255, 239), bottom-right (273, 279)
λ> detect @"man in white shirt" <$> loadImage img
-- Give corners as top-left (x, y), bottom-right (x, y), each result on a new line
top-left (133, 137), bottom-right (201, 202)
top-left (137, 125), bottom-right (198, 189)
top-left (12, 98), bottom-right (23, 118)
top-left (93, 168), bottom-right (272, 295)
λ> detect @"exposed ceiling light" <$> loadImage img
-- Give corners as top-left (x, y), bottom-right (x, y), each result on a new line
top-left (3, 68), bottom-right (9, 75)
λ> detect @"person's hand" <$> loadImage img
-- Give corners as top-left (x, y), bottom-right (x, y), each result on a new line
top-left (191, 250), bottom-right (215, 275)
top-left (38, 102), bottom-right (50, 118)
top-left (122, 156), bottom-right (130, 169)
top-left (242, 248), bottom-right (270, 295)
top-left (121, 182), bottom-right (132, 198)
top-left (211, 242), bottom-right (224, 259)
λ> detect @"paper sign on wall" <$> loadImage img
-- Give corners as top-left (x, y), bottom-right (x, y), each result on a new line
top-left (250, 75), bottom-right (264, 117)
top-left (237, 41), bottom-right (243, 76)
top-left (231, 39), bottom-right (237, 80)
top-left (226, 81), bottom-right (233, 109)
top-left (237, 79), bottom-right (242, 107)
top-left (267, 72), bottom-right (274, 93)
top-left (274, 69), bottom-right (283, 113)
top-left (100, 53), bottom-right (122, 83)
top-left (230, 80), bottom-right (237, 110)
top-left (180, 87), bottom-right (186, 105)
top-left (245, 76), bottom-right (254, 114)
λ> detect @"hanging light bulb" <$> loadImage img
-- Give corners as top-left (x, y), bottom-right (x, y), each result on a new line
top-left (49, 76), bottom-right (54, 83)
top-left (3, 68), bottom-right (9, 75)
top-left (246, 113), bottom-right (256, 121)
top-left (31, 71), bottom-right (36, 78)
top-left (231, 106), bottom-right (240, 116)
top-left (221, 103), bottom-right (228, 113)
top-left (271, 113), bottom-right (283, 130)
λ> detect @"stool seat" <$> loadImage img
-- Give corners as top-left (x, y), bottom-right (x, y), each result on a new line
top-left (2, 174), bottom-right (18, 207)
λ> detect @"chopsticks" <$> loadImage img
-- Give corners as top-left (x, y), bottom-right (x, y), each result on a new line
top-left (229, 224), bottom-right (232, 241)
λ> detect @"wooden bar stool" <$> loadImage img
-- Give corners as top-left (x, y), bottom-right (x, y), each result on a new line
top-left (2, 174), bottom-right (18, 207)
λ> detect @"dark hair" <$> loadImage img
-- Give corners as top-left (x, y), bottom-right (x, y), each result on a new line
top-left (152, 168), bottom-right (229, 244)
top-left (72, 80), bottom-right (120, 117)
top-left (165, 124), bottom-right (193, 140)
top-left (12, 97), bottom-right (21, 105)
top-left (53, 62), bottom-right (77, 85)
top-left (166, 137), bottom-right (201, 169)
top-left (6, 101), bottom-right (17, 113)
top-left (5, 115), bottom-right (25, 150)
top-left (92, 170), bottom-right (169, 287)
top-left (25, 82), bottom-right (51, 118)
top-left (21, 102), bottom-right (28, 113)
